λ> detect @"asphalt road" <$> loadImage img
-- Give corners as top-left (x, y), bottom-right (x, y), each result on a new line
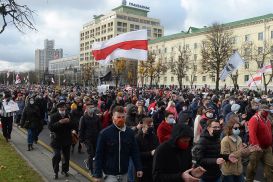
top-left (38, 126), bottom-right (265, 181)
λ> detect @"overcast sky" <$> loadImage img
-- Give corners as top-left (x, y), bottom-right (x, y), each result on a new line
top-left (1, 0), bottom-right (273, 71)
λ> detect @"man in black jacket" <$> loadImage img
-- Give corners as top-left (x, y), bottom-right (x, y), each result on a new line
top-left (153, 124), bottom-right (206, 182)
top-left (48, 101), bottom-right (76, 179)
top-left (135, 117), bottom-right (159, 182)
top-left (79, 103), bottom-right (102, 174)
top-left (93, 106), bottom-right (143, 182)
top-left (195, 120), bottom-right (236, 182)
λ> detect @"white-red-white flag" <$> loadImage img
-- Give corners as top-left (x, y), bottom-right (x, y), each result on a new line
top-left (51, 77), bottom-right (55, 84)
top-left (247, 74), bottom-right (262, 87)
top-left (257, 64), bottom-right (272, 74)
top-left (15, 74), bottom-right (21, 84)
top-left (6, 71), bottom-right (10, 78)
top-left (92, 30), bottom-right (148, 62)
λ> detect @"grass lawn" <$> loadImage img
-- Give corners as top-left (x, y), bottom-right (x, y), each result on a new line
top-left (0, 135), bottom-right (44, 182)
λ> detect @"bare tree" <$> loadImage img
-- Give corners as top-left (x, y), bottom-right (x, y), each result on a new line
top-left (140, 53), bottom-right (167, 87)
top-left (170, 46), bottom-right (191, 89)
top-left (242, 40), bottom-right (273, 93)
top-left (0, 0), bottom-right (36, 33)
top-left (201, 23), bottom-right (234, 90)
top-left (189, 61), bottom-right (197, 88)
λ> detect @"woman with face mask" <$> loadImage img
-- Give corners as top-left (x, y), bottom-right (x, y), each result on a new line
top-left (221, 115), bottom-right (260, 182)
top-left (157, 112), bottom-right (176, 144)
top-left (20, 96), bottom-right (43, 151)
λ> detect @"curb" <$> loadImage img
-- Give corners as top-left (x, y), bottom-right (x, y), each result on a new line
top-left (17, 127), bottom-right (93, 182)
top-left (9, 137), bottom-right (49, 182)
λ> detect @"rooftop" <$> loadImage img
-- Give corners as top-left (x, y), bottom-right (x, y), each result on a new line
top-left (149, 13), bottom-right (273, 44)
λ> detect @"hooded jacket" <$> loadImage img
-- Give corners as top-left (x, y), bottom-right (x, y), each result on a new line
top-left (153, 124), bottom-right (193, 182)
top-left (126, 104), bottom-right (138, 128)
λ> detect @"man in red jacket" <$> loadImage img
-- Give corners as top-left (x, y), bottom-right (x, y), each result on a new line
top-left (246, 104), bottom-right (273, 182)
top-left (157, 112), bottom-right (176, 143)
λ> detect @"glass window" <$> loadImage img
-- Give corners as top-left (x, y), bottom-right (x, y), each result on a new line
top-left (194, 54), bottom-right (197, 61)
top-left (171, 77), bottom-right (174, 82)
top-left (164, 77), bottom-right (167, 82)
top-left (245, 34), bottom-right (250, 42)
top-left (186, 76), bottom-right (189, 82)
top-left (258, 32), bottom-right (263, 41)
top-left (271, 31), bottom-right (273, 39)
top-left (245, 61), bottom-right (249, 69)
top-left (244, 75), bottom-right (249, 82)
top-left (202, 76), bottom-right (206, 82)
top-left (194, 43), bottom-right (198, 49)
top-left (212, 76), bottom-right (215, 82)
top-left (258, 47), bottom-right (263, 54)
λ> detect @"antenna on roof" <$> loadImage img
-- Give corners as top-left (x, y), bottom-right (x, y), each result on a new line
top-left (122, 0), bottom-right (127, 5)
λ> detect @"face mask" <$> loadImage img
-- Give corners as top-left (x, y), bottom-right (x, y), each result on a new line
top-left (167, 118), bottom-right (176, 124)
top-left (212, 129), bottom-right (221, 138)
top-left (232, 128), bottom-right (240, 136)
top-left (147, 127), bottom-right (154, 135)
top-left (206, 112), bottom-right (214, 119)
top-left (59, 110), bottom-right (66, 116)
top-left (182, 106), bottom-right (187, 111)
top-left (115, 118), bottom-right (125, 128)
top-left (261, 111), bottom-right (269, 118)
top-left (176, 140), bottom-right (190, 150)
top-left (229, 100), bottom-right (235, 105)
top-left (29, 100), bottom-right (34, 104)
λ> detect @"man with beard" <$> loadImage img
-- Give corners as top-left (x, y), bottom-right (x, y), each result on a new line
top-left (93, 106), bottom-right (143, 182)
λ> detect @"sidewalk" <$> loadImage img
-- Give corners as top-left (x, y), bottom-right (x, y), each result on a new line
top-left (10, 126), bottom-right (91, 182)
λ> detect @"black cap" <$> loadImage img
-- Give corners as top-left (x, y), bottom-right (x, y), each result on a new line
top-left (56, 101), bottom-right (66, 108)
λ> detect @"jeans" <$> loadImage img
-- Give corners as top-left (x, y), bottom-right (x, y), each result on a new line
top-left (200, 177), bottom-right (221, 182)
top-left (27, 128), bottom-right (37, 144)
top-left (104, 173), bottom-right (128, 182)
top-left (246, 147), bottom-right (273, 182)
top-left (127, 158), bottom-right (135, 182)
top-left (222, 174), bottom-right (244, 182)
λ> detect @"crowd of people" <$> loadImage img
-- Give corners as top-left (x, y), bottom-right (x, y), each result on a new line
top-left (0, 84), bottom-right (273, 182)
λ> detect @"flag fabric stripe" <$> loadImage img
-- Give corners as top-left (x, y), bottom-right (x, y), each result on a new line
top-left (92, 30), bottom-right (147, 50)
top-left (92, 40), bottom-right (147, 60)
top-left (247, 74), bottom-right (262, 87)
top-left (257, 64), bottom-right (272, 74)
top-left (92, 29), bottom-right (148, 62)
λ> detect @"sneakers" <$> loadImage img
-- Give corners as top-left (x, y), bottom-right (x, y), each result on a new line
top-left (84, 159), bottom-right (89, 170)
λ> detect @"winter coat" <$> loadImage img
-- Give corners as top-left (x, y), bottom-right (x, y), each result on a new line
top-left (195, 129), bottom-right (228, 181)
top-left (93, 124), bottom-right (142, 178)
top-left (79, 113), bottom-right (102, 144)
top-left (48, 112), bottom-right (76, 148)
top-left (152, 124), bottom-right (193, 182)
top-left (135, 130), bottom-right (159, 182)
top-left (20, 104), bottom-right (42, 130)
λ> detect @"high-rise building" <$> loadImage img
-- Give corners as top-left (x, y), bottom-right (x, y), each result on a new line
top-left (79, 1), bottom-right (164, 82)
top-left (35, 39), bottom-right (63, 81)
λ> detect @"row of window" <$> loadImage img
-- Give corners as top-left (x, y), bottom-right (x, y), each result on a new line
top-left (116, 14), bottom-right (160, 26)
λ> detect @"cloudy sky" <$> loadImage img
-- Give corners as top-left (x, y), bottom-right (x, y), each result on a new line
top-left (1, 0), bottom-right (273, 71)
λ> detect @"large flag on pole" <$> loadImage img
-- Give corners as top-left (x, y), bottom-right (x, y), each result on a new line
top-left (15, 74), bottom-right (21, 84)
top-left (257, 64), bottom-right (272, 74)
top-left (247, 74), bottom-right (262, 88)
top-left (92, 30), bottom-right (148, 62)
top-left (220, 51), bottom-right (245, 80)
